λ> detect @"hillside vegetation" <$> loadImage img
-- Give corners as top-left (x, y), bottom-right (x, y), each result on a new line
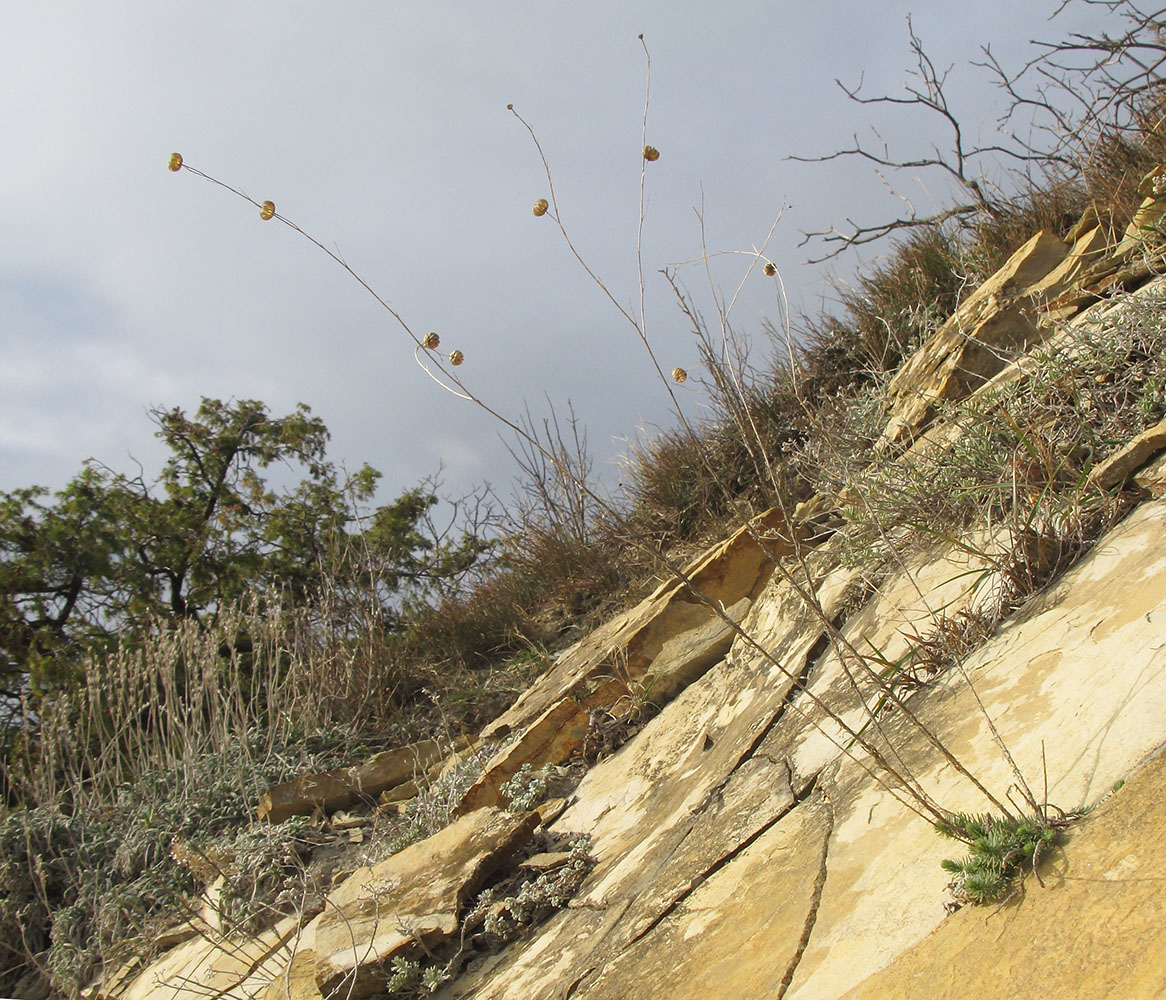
top-left (4, 2), bottom-right (1166, 996)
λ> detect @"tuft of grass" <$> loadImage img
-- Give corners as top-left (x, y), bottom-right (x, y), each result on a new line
top-left (796, 225), bottom-right (974, 391)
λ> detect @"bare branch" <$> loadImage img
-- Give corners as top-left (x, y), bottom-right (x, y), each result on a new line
top-left (790, 16), bottom-right (1013, 260)
top-left (794, 3), bottom-right (1166, 261)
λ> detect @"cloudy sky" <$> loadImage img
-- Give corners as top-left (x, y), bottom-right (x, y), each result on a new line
top-left (1, 2), bottom-right (1102, 511)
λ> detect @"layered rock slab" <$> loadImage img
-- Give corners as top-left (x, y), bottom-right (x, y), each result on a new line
top-left (447, 487), bottom-right (1166, 1000)
top-left (880, 230), bottom-right (1071, 450)
top-left (440, 547), bottom-right (854, 998)
top-left (843, 745), bottom-right (1166, 1000)
top-left (106, 916), bottom-right (300, 1000)
top-left (257, 738), bottom-right (449, 823)
top-left (572, 794), bottom-right (834, 1000)
top-left (310, 806), bottom-right (538, 998)
top-left (458, 508), bottom-right (807, 813)
top-left (783, 495), bottom-right (1166, 999)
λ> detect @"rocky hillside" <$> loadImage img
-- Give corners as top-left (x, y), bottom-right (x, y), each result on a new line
top-left (83, 167), bottom-right (1166, 1000)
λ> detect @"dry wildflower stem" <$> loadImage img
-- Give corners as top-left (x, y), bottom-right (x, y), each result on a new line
top-left (169, 152), bottom-right (1005, 834)
top-left (165, 34), bottom-right (1052, 834)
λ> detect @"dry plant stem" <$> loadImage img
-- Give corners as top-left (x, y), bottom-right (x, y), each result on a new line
top-left (172, 85), bottom-right (1024, 831)
top-left (661, 226), bottom-right (1017, 816)
top-left (508, 48), bottom-right (691, 436)
top-left (662, 238), bottom-right (960, 809)
top-left (174, 166), bottom-right (983, 830)
top-left (694, 200), bottom-right (788, 498)
top-left (746, 511), bottom-right (1018, 821)
top-left (637, 34), bottom-right (652, 344)
top-left (178, 166), bottom-right (421, 352)
top-left (772, 425), bottom-right (1037, 819)
top-left (508, 67), bottom-right (751, 507)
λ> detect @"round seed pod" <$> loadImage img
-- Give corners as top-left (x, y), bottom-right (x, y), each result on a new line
top-left (422, 332), bottom-right (440, 350)
top-left (532, 198), bottom-right (549, 217)
top-left (643, 145), bottom-right (661, 162)
top-left (168, 153), bottom-right (183, 172)
top-left (763, 262), bottom-right (777, 276)
top-left (259, 201), bottom-right (276, 221)
top-left (449, 350), bottom-right (464, 366)
top-left (672, 367), bottom-right (687, 383)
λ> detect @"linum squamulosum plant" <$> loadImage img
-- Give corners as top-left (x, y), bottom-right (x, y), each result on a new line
top-left (168, 36), bottom-right (1074, 907)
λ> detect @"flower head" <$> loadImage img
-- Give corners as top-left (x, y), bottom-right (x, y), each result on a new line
top-left (763, 262), bottom-right (777, 276)
top-left (642, 146), bottom-right (660, 162)
top-left (259, 201), bottom-right (276, 221)
top-left (532, 198), bottom-right (549, 217)
top-left (423, 332), bottom-right (440, 350)
top-left (672, 367), bottom-right (687, 383)
top-left (168, 153), bottom-right (183, 172)
top-left (449, 349), bottom-right (464, 366)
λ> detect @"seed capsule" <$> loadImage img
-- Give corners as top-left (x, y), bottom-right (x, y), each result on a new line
top-left (168, 153), bottom-right (183, 172)
top-left (423, 332), bottom-right (440, 350)
top-left (763, 262), bottom-right (777, 276)
top-left (643, 145), bottom-right (660, 162)
top-left (449, 350), bottom-right (464, 366)
top-left (672, 367), bottom-right (687, 383)
top-left (259, 201), bottom-right (276, 221)
top-left (532, 198), bottom-right (549, 217)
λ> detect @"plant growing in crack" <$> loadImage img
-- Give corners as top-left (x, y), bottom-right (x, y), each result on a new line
top-left (935, 811), bottom-right (1069, 908)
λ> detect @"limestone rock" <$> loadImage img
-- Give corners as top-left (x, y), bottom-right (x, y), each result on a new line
top-left (640, 595), bottom-right (750, 705)
top-left (310, 806), bottom-right (538, 998)
top-left (573, 796), bottom-right (833, 1000)
top-left (257, 738), bottom-right (451, 823)
top-left (455, 684), bottom-right (622, 815)
top-left (262, 949), bottom-right (322, 1000)
top-left (881, 230), bottom-right (1070, 450)
top-left (1052, 164), bottom-right (1166, 306)
top-left (448, 488), bottom-right (1166, 1000)
top-left (109, 916), bottom-right (300, 1000)
top-left (844, 746), bottom-right (1166, 1000)
top-left (1087, 413), bottom-right (1166, 489)
top-left (458, 508), bottom-right (811, 816)
top-left (480, 506), bottom-right (804, 746)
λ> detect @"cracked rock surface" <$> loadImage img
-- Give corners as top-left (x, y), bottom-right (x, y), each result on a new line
top-left (106, 251), bottom-right (1166, 999)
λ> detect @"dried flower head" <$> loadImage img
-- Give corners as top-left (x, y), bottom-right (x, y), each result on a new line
top-left (642, 146), bottom-right (660, 162)
top-left (532, 198), bottom-right (549, 217)
top-left (672, 367), bottom-right (687, 383)
top-left (423, 332), bottom-right (440, 350)
top-left (168, 153), bottom-right (183, 172)
top-left (763, 262), bottom-right (777, 276)
top-left (259, 201), bottom-right (276, 221)
top-left (449, 349), bottom-right (464, 366)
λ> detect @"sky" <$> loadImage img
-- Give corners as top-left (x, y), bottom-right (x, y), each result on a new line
top-left (1, 1), bottom-right (1105, 513)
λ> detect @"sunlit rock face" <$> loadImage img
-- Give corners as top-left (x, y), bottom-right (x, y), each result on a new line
top-left (102, 187), bottom-right (1166, 1000)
